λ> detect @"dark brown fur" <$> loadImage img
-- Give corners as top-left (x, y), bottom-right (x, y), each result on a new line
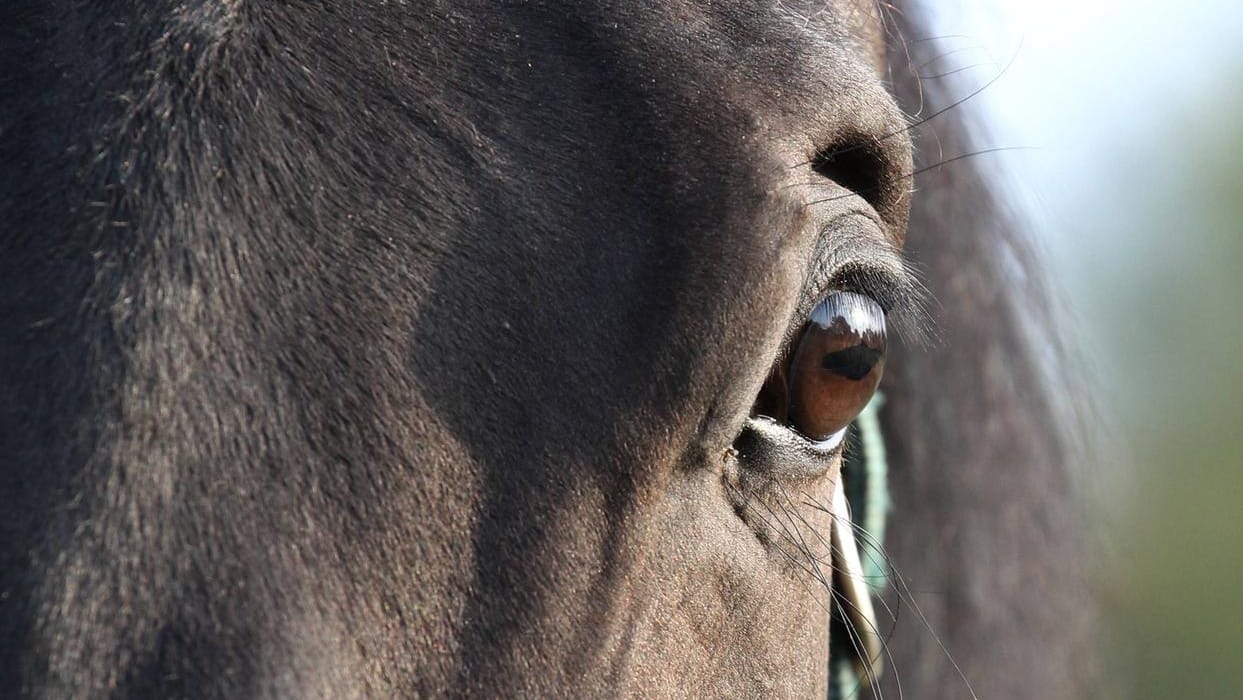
top-left (0, 2), bottom-right (1093, 697)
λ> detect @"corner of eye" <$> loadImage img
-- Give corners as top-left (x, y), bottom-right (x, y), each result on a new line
top-left (734, 417), bottom-right (840, 481)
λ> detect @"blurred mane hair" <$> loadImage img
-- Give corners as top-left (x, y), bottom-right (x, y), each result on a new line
top-left (870, 4), bottom-right (1098, 697)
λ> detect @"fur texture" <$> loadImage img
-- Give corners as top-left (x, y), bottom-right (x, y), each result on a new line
top-left (0, 2), bottom-right (1092, 697)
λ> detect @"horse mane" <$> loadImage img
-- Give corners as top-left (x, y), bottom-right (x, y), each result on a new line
top-left (869, 5), bottom-right (1099, 697)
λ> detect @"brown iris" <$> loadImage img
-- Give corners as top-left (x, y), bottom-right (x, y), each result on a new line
top-left (752, 291), bottom-right (886, 442)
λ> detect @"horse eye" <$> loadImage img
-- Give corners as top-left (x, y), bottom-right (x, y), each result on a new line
top-left (786, 291), bottom-right (886, 442)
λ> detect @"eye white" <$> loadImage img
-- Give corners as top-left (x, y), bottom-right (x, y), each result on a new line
top-left (809, 426), bottom-right (847, 452)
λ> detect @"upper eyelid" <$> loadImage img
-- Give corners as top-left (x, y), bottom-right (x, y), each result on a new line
top-left (828, 260), bottom-right (911, 314)
top-left (784, 218), bottom-right (925, 350)
top-left (826, 253), bottom-right (928, 342)
top-left (809, 218), bottom-right (915, 306)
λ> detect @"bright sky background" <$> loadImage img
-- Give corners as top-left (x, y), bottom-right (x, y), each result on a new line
top-left (916, 0), bottom-right (1243, 418)
top-left (931, 0), bottom-right (1243, 286)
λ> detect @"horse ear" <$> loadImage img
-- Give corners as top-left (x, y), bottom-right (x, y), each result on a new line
top-left (874, 8), bottom-right (1098, 699)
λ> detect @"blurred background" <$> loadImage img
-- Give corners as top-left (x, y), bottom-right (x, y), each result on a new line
top-left (928, 1), bottom-right (1243, 696)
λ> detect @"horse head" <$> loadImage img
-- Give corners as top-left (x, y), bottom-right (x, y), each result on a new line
top-left (0, 3), bottom-right (1094, 696)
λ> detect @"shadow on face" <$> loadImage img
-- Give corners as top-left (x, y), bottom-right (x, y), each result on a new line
top-left (402, 3), bottom-right (912, 695)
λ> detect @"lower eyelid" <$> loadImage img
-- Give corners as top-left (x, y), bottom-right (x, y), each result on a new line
top-left (732, 417), bottom-right (845, 481)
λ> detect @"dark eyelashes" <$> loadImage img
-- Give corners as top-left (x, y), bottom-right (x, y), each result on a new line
top-left (799, 233), bottom-right (931, 344)
top-left (766, 256), bottom-right (926, 389)
top-left (828, 261), bottom-right (930, 342)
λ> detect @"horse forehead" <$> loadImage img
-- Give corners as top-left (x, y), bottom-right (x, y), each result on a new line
top-left (434, 2), bottom-right (911, 234)
top-left (467, 3), bottom-right (895, 125)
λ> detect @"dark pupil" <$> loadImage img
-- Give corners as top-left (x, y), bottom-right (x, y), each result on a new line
top-left (821, 345), bottom-right (882, 381)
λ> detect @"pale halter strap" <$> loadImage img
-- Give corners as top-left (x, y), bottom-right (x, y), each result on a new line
top-left (828, 392), bottom-right (890, 700)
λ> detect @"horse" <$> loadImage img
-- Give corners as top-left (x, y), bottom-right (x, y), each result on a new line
top-left (0, 2), bottom-right (1096, 696)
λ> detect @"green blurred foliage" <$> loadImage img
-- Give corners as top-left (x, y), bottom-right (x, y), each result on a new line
top-left (1082, 68), bottom-right (1243, 699)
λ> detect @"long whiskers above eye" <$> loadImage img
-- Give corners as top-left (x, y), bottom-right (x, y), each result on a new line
top-left (785, 37), bottom-right (1024, 173)
top-left (918, 62), bottom-right (993, 81)
top-left (783, 146), bottom-right (1040, 203)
